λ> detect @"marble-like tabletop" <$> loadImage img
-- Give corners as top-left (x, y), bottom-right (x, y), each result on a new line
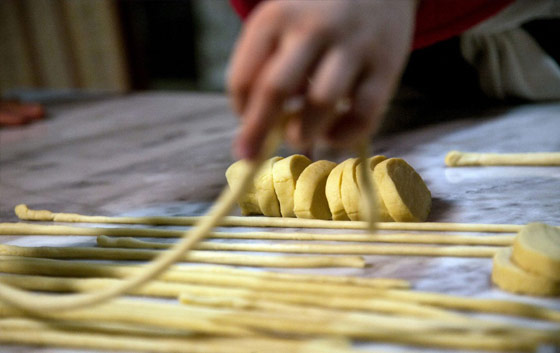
top-left (0, 92), bottom-right (559, 353)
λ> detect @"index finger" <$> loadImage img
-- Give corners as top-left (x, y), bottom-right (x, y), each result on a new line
top-left (227, 7), bottom-right (283, 116)
top-left (234, 35), bottom-right (325, 159)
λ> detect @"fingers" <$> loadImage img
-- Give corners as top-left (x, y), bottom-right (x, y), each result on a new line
top-left (326, 71), bottom-right (393, 146)
top-left (228, 0), bottom-right (416, 157)
top-left (286, 46), bottom-right (362, 148)
top-left (227, 5), bottom-right (283, 116)
top-left (234, 34), bottom-right (326, 159)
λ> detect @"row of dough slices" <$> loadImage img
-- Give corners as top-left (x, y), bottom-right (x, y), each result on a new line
top-left (492, 223), bottom-right (560, 296)
top-left (226, 154), bottom-right (432, 222)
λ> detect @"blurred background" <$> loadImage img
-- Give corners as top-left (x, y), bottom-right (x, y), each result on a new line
top-left (0, 0), bottom-right (241, 98)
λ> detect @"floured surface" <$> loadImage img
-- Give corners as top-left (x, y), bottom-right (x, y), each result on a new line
top-left (1, 93), bottom-right (560, 352)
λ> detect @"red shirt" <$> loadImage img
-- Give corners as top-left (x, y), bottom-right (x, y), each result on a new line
top-left (230, 0), bottom-right (514, 49)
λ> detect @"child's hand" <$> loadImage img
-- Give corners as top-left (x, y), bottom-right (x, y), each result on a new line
top-left (228, 0), bottom-right (418, 159)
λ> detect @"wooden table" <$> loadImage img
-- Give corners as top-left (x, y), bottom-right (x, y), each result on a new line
top-left (1, 92), bottom-right (559, 352)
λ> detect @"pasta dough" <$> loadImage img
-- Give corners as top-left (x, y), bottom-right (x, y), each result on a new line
top-left (225, 160), bottom-right (261, 215)
top-left (224, 155), bottom-right (432, 222)
top-left (326, 159), bottom-right (353, 220)
top-left (294, 160), bottom-right (337, 220)
top-left (445, 151), bottom-right (560, 166)
top-left (512, 223), bottom-right (560, 280)
top-left (340, 158), bottom-right (362, 221)
top-left (492, 248), bottom-right (560, 297)
top-left (255, 156), bottom-right (283, 217)
top-left (16, 205), bottom-right (529, 232)
top-left (356, 155), bottom-right (393, 222)
top-left (0, 244), bottom-right (365, 268)
top-left (272, 154), bottom-right (311, 217)
top-left (0, 222), bottom-right (514, 245)
top-left (98, 235), bottom-right (501, 258)
top-left (374, 158), bottom-right (431, 222)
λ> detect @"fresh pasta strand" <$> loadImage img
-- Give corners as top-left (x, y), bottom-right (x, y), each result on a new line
top-left (0, 222), bottom-right (515, 245)
top-left (0, 324), bottom-right (353, 353)
top-left (180, 293), bottom-right (558, 345)
top-left (0, 255), bottom-right (408, 289)
top-left (0, 127), bottom-right (283, 312)
top-left (0, 269), bottom-right (438, 320)
top-left (0, 276), bottom-right (548, 351)
top-left (0, 243), bottom-right (365, 268)
top-left (385, 289), bottom-right (560, 322)
top-left (0, 297), bottom-right (250, 335)
top-left (98, 235), bottom-right (502, 258)
top-left (15, 204), bottom-right (540, 232)
top-left (445, 151), bottom-right (560, 166)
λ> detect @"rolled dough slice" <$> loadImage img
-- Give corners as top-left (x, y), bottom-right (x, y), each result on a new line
top-left (325, 159), bottom-right (353, 221)
top-left (512, 223), bottom-right (560, 280)
top-left (340, 158), bottom-right (361, 221)
top-left (356, 155), bottom-right (393, 222)
top-left (374, 158), bottom-right (431, 222)
top-left (294, 160), bottom-right (337, 220)
top-left (255, 156), bottom-right (283, 217)
top-left (272, 154), bottom-right (311, 217)
top-left (492, 247), bottom-right (560, 296)
top-left (225, 160), bottom-right (261, 215)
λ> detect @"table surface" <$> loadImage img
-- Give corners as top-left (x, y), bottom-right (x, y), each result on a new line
top-left (1, 92), bottom-right (559, 353)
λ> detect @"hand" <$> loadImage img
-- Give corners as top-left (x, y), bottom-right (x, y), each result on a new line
top-left (0, 100), bottom-right (45, 126)
top-left (228, 0), bottom-right (418, 159)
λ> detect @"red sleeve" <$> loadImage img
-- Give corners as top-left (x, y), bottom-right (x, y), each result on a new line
top-left (413, 0), bottom-right (513, 49)
top-left (229, 0), bottom-right (514, 49)
top-left (230, 0), bottom-right (261, 20)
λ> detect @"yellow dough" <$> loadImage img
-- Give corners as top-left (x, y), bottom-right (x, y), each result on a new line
top-left (492, 248), bottom-right (560, 296)
top-left (340, 158), bottom-right (361, 221)
top-left (226, 155), bottom-right (431, 222)
top-left (255, 156), bottom-right (283, 217)
top-left (325, 159), bottom-right (353, 221)
top-left (374, 158), bottom-right (431, 222)
top-left (356, 155), bottom-right (393, 222)
top-left (294, 160), bottom-right (337, 220)
top-left (272, 154), bottom-right (312, 217)
top-left (512, 223), bottom-right (560, 280)
top-left (225, 160), bottom-right (261, 215)
top-left (445, 151), bottom-right (560, 166)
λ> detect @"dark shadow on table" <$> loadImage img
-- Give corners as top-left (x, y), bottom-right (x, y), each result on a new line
top-left (428, 197), bottom-right (455, 222)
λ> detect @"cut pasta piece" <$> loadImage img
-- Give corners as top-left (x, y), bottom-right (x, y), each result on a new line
top-left (356, 155), bottom-right (393, 222)
top-left (272, 154), bottom-right (311, 217)
top-left (340, 158), bottom-right (361, 221)
top-left (512, 223), bottom-right (560, 280)
top-left (492, 247), bottom-right (560, 297)
top-left (255, 156), bottom-right (283, 217)
top-left (374, 158), bottom-right (431, 222)
top-left (225, 160), bottom-right (261, 215)
top-left (294, 160), bottom-right (337, 220)
top-left (325, 159), bottom-right (353, 221)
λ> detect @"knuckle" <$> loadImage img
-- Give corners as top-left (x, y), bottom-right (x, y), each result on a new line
top-left (255, 1), bottom-right (289, 24)
top-left (228, 76), bottom-right (250, 97)
top-left (288, 16), bottom-right (333, 41)
top-left (260, 78), bottom-right (290, 100)
top-left (308, 90), bottom-right (336, 110)
top-left (304, 21), bottom-right (333, 41)
top-left (355, 93), bottom-right (385, 121)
